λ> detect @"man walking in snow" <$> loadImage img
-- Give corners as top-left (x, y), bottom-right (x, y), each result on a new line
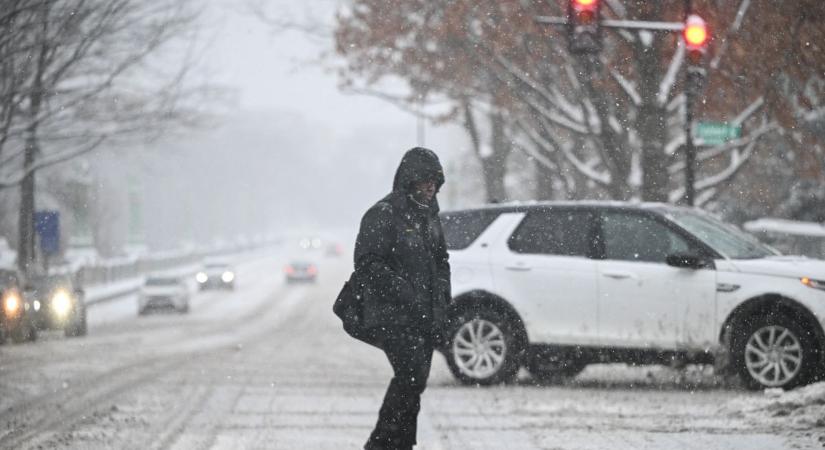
top-left (356, 147), bottom-right (451, 450)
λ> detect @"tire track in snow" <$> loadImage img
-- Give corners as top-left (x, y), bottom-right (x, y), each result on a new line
top-left (0, 279), bottom-right (307, 449)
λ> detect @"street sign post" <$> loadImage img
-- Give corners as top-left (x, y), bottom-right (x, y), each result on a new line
top-left (34, 210), bottom-right (61, 257)
top-left (696, 122), bottom-right (741, 145)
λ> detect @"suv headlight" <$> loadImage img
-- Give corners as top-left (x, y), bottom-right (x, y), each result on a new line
top-left (221, 272), bottom-right (235, 283)
top-left (3, 292), bottom-right (21, 316)
top-left (52, 289), bottom-right (73, 317)
top-left (801, 277), bottom-right (825, 291)
top-left (196, 272), bottom-right (208, 283)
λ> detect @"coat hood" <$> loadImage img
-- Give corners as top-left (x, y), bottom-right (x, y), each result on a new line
top-left (392, 147), bottom-right (445, 194)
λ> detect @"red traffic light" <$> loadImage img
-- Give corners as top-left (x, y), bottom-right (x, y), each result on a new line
top-left (572, 0), bottom-right (598, 15)
top-left (573, 0), bottom-right (597, 8)
top-left (683, 14), bottom-right (708, 49)
top-left (570, 0), bottom-right (599, 24)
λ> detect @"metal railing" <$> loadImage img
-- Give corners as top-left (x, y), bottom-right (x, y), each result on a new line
top-left (58, 239), bottom-right (281, 288)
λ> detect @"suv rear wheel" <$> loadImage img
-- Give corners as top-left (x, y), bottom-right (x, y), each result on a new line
top-left (446, 309), bottom-right (522, 385)
top-left (733, 314), bottom-right (819, 390)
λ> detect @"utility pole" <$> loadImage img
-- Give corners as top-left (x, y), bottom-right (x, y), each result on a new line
top-left (416, 114), bottom-right (426, 147)
top-left (416, 96), bottom-right (426, 147)
top-left (18, 2), bottom-right (50, 276)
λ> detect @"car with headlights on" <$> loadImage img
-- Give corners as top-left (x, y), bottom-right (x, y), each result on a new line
top-left (195, 261), bottom-right (235, 291)
top-left (285, 261), bottom-right (317, 284)
top-left (0, 269), bottom-right (37, 343)
top-left (441, 202), bottom-right (825, 390)
top-left (138, 275), bottom-right (191, 314)
top-left (298, 237), bottom-right (323, 251)
top-left (26, 273), bottom-right (87, 338)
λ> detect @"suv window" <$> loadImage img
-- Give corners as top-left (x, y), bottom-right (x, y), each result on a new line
top-left (509, 209), bottom-right (595, 256)
top-left (441, 210), bottom-right (501, 250)
top-left (601, 211), bottom-right (691, 263)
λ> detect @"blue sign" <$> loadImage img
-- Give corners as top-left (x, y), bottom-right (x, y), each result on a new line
top-left (34, 211), bottom-right (60, 256)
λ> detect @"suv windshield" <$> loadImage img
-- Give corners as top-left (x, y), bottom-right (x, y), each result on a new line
top-left (666, 210), bottom-right (778, 259)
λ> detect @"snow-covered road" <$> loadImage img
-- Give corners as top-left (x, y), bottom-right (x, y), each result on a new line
top-left (0, 251), bottom-right (822, 449)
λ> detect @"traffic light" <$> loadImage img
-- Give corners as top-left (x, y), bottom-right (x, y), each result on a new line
top-left (567, 0), bottom-right (601, 54)
top-left (683, 14), bottom-right (709, 65)
top-left (683, 14), bottom-right (708, 95)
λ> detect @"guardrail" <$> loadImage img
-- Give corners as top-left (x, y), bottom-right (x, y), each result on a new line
top-left (51, 239), bottom-right (282, 289)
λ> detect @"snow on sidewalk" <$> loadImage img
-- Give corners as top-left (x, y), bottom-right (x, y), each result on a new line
top-left (726, 381), bottom-right (825, 430)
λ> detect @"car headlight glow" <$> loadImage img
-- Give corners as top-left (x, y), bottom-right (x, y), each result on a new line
top-left (221, 271), bottom-right (235, 283)
top-left (33, 300), bottom-right (41, 311)
top-left (3, 292), bottom-right (20, 316)
top-left (51, 289), bottom-right (73, 317)
top-left (196, 272), bottom-right (208, 283)
top-left (801, 277), bottom-right (825, 291)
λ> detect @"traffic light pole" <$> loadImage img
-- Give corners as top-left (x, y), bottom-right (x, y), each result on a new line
top-left (683, 0), bottom-right (696, 206)
top-left (684, 86), bottom-right (697, 206)
top-left (684, 0), bottom-right (704, 206)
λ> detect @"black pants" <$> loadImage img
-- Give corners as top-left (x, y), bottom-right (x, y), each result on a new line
top-left (365, 330), bottom-right (434, 450)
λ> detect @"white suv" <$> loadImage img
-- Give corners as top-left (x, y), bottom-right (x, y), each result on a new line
top-left (441, 202), bottom-right (825, 390)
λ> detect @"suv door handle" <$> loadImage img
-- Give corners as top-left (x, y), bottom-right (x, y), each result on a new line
top-left (505, 264), bottom-right (532, 272)
top-left (602, 271), bottom-right (636, 280)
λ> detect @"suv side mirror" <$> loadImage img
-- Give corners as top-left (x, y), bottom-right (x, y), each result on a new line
top-left (666, 253), bottom-right (711, 270)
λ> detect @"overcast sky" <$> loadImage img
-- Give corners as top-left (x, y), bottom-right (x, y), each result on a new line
top-left (132, 0), bottom-right (470, 249)
top-left (203, 0), bottom-right (461, 152)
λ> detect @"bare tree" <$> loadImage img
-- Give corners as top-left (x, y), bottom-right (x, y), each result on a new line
top-left (0, 0), bottom-right (206, 273)
top-left (333, 0), bottom-right (824, 206)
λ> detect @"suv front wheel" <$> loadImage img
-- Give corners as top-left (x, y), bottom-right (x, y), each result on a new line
top-left (446, 309), bottom-right (522, 385)
top-left (733, 314), bottom-right (819, 390)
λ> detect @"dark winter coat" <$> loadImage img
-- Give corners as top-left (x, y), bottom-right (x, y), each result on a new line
top-left (354, 147), bottom-right (451, 334)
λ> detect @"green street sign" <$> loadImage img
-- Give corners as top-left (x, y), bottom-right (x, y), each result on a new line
top-left (696, 122), bottom-right (741, 145)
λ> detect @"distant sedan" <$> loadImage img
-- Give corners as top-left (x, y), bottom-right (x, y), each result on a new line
top-left (284, 261), bottom-right (317, 284)
top-left (196, 261), bottom-right (236, 291)
top-left (325, 243), bottom-right (344, 257)
top-left (139, 275), bottom-right (190, 315)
